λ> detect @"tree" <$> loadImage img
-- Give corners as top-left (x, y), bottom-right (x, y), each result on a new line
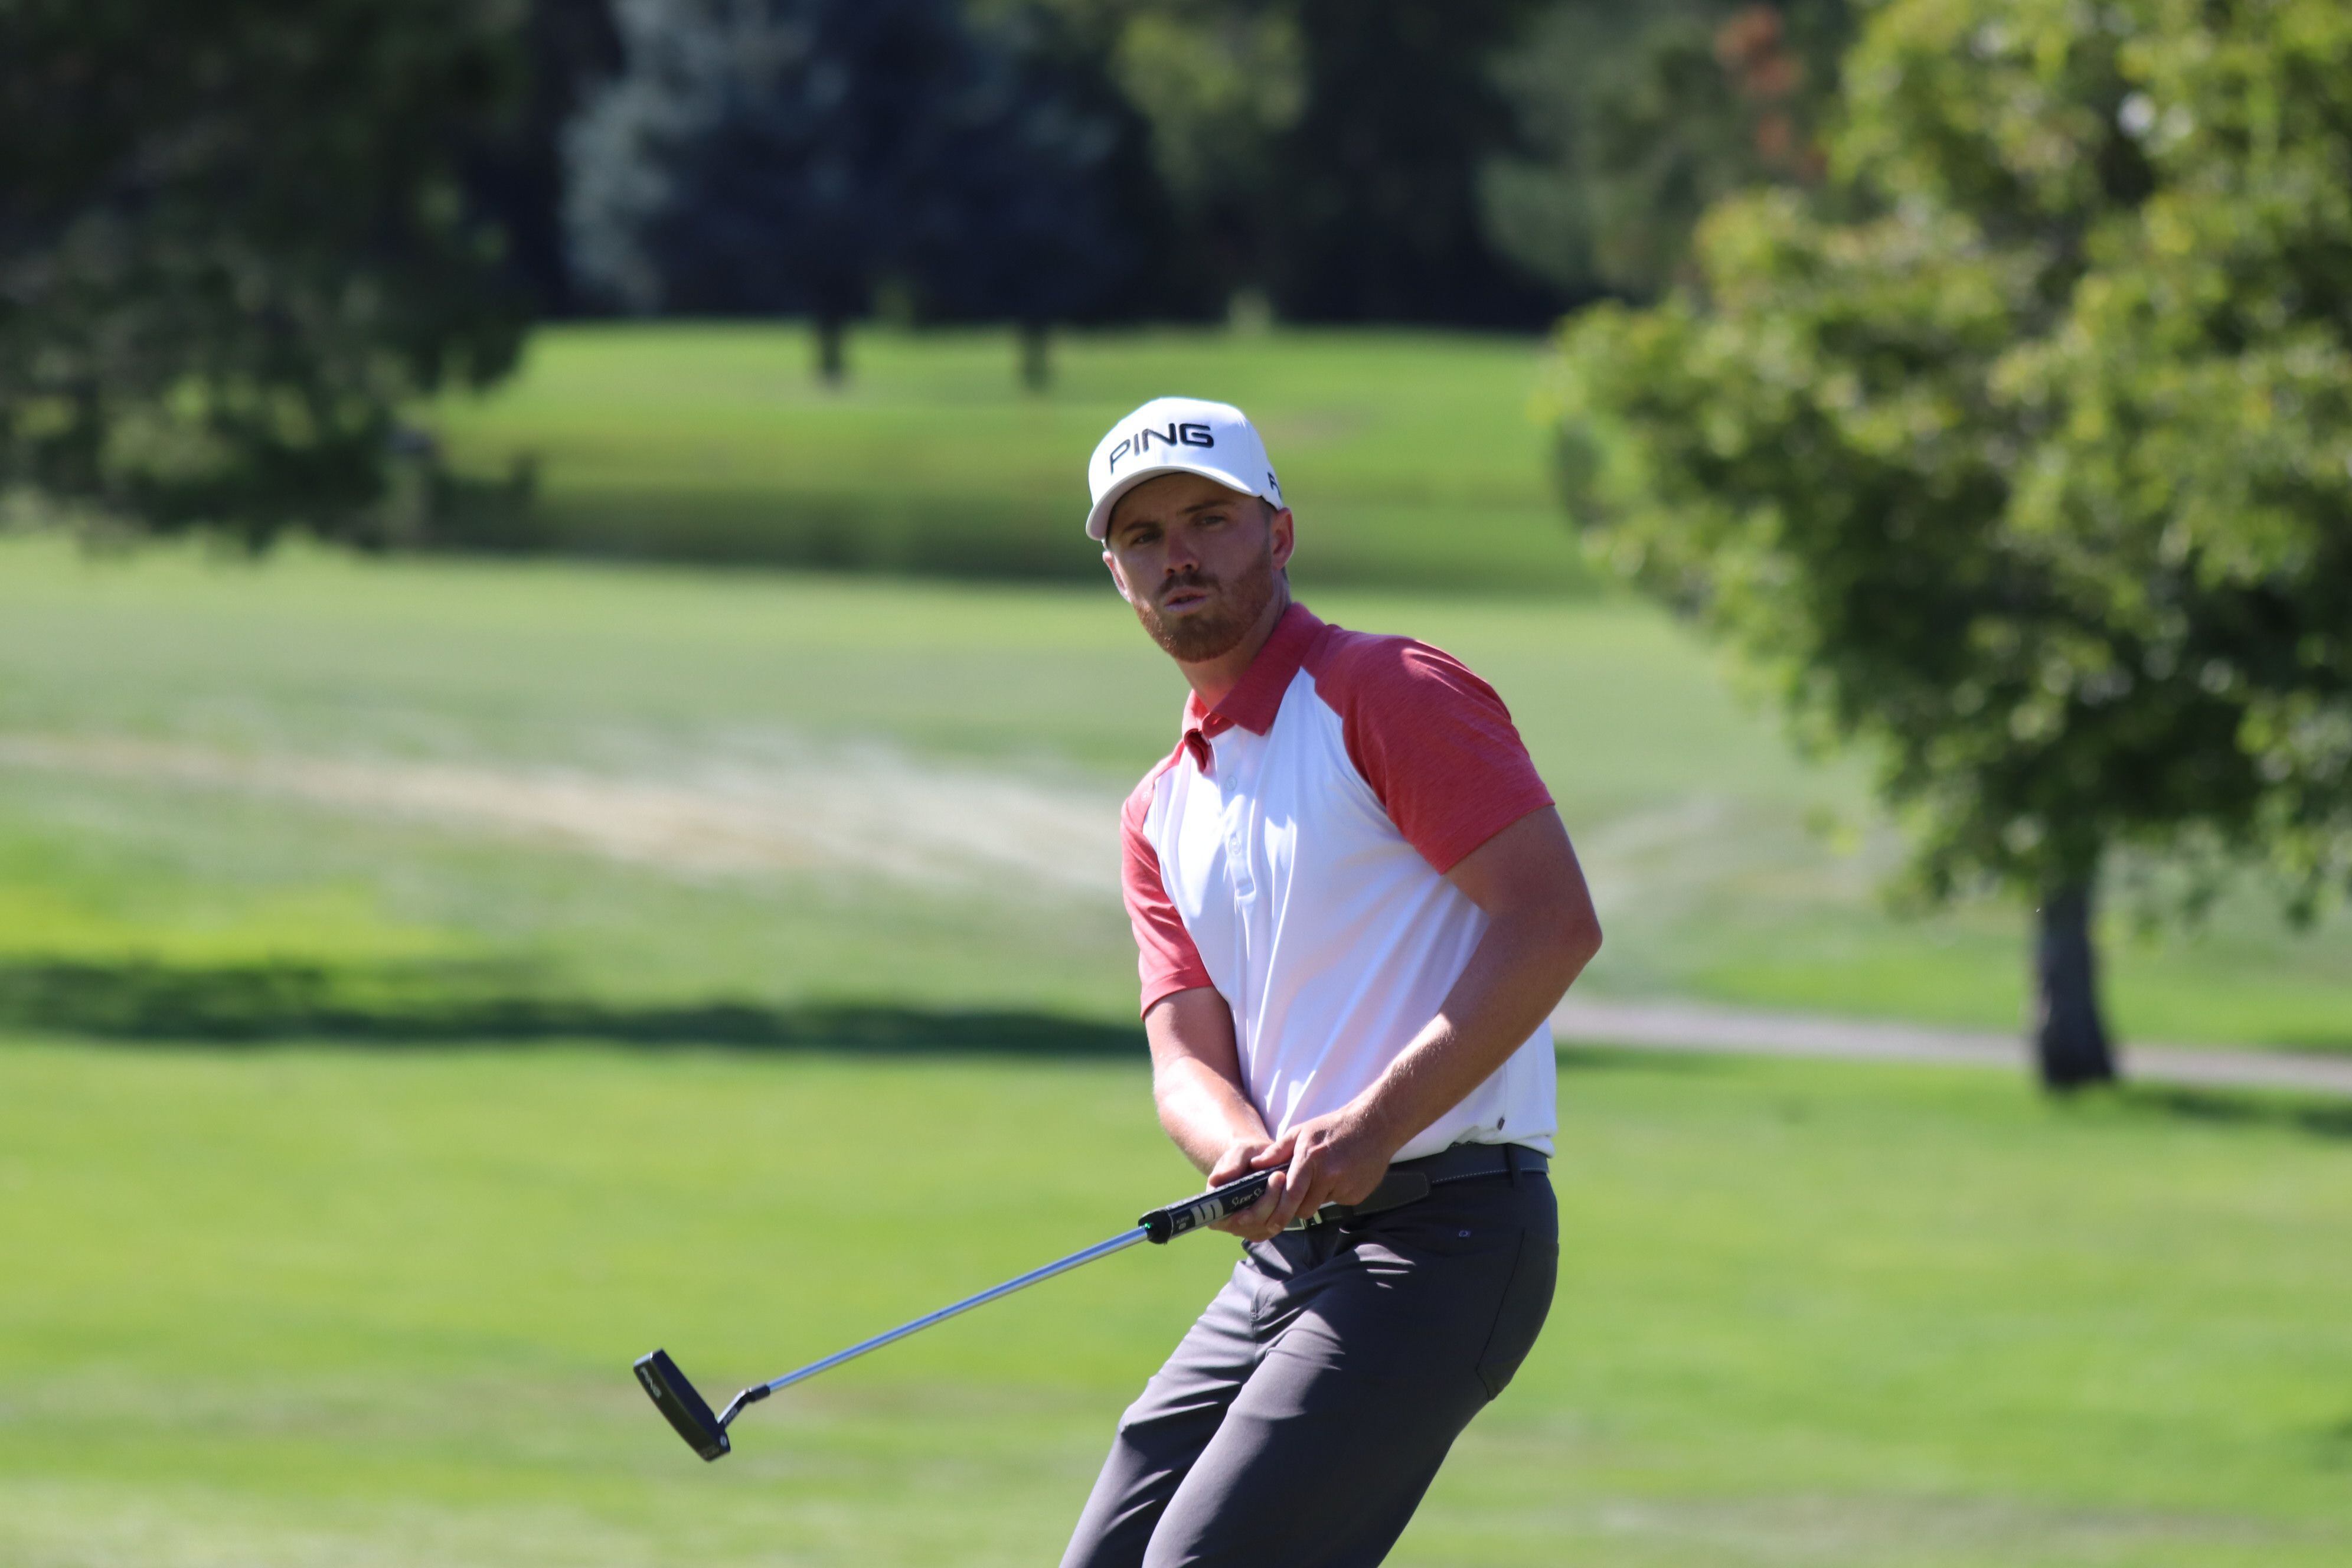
top-left (912, 6), bottom-right (1135, 390)
top-left (567, 0), bottom-right (1129, 386)
top-left (1550, 0), bottom-right (2352, 1087)
top-left (566, 0), bottom-right (966, 381)
top-left (1014, 0), bottom-right (1566, 326)
top-left (462, 0), bottom-right (626, 319)
top-left (0, 0), bottom-right (534, 545)
top-left (1269, 0), bottom-right (1556, 325)
top-left (1482, 1), bottom-right (1850, 302)
top-left (1102, 0), bottom-right (1305, 316)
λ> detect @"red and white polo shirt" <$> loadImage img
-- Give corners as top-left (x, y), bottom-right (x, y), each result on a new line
top-left (1121, 602), bottom-right (1559, 1161)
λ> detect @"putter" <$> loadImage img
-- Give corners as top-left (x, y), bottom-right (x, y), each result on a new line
top-left (635, 1168), bottom-right (1278, 1461)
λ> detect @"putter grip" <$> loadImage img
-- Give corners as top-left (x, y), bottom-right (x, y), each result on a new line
top-left (1140, 1170), bottom-right (1276, 1244)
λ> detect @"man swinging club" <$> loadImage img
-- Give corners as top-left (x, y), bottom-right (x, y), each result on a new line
top-left (1062, 398), bottom-right (1604, 1568)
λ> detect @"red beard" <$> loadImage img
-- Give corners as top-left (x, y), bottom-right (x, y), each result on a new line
top-left (1134, 544), bottom-right (1280, 663)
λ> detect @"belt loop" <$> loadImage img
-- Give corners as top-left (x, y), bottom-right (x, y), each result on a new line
top-left (1506, 1145), bottom-right (1520, 1186)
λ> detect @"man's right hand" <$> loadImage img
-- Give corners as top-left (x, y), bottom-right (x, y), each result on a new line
top-left (1207, 1139), bottom-right (1291, 1242)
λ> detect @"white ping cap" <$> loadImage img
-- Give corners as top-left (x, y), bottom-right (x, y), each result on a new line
top-left (1084, 397), bottom-right (1284, 542)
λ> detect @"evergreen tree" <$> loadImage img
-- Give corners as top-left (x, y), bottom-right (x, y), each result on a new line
top-left (465, 0), bottom-right (626, 318)
top-left (911, 8), bottom-right (1133, 389)
top-left (568, 0), bottom-right (1129, 384)
top-left (1270, 0), bottom-right (1554, 325)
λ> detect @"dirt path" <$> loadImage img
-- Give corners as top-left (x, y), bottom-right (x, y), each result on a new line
top-left (1553, 996), bottom-right (2352, 1097)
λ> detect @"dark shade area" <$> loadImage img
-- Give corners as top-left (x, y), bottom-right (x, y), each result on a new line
top-left (992, 9), bottom-right (1221, 328)
top-left (1552, 1043), bottom-right (1724, 1075)
top-left (462, 0), bottom-right (626, 318)
top-left (1271, 0), bottom-right (1558, 326)
top-left (563, 0), bottom-right (1150, 386)
top-left (2116, 1084), bottom-right (2352, 1146)
top-left (0, 959), bottom-right (1144, 1057)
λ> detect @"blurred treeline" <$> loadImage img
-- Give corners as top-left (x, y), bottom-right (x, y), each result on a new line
top-left (555, 0), bottom-right (1854, 335)
top-left (0, 0), bottom-right (1845, 545)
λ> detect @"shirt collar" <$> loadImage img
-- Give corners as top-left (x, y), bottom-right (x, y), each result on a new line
top-left (1181, 601), bottom-right (1321, 759)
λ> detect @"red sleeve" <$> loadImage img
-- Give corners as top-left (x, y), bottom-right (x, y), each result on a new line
top-left (1312, 632), bottom-right (1554, 873)
top-left (1122, 772), bottom-right (1213, 1017)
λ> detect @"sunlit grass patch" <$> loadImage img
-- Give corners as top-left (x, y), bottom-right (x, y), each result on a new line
top-left (1, 1040), bottom-right (2346, 1567)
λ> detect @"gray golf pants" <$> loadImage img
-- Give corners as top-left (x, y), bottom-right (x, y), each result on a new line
top-left (1060, 1167), bottom-right (1557, 1568)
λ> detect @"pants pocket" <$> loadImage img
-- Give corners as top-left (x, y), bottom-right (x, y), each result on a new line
top-left (1474, 1228), bottom-right (1558, 1398)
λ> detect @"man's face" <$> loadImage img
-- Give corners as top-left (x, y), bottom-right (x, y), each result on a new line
top-left (1102, 473), bottom-right (1295, 663)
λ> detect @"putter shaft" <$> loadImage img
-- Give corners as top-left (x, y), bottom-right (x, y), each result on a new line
top-left (652, 1170), bottom-right (1279, 1453)
top-left (717, 1225), bottom-right (1149, 1427)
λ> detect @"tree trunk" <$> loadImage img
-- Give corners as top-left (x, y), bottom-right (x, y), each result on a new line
top-left (815, 316), bottom-right (847, 386)
top-left (1017, 320), bottom-right (1051, 392)
top-left (2032, 881), bottom-right (2116, 1090)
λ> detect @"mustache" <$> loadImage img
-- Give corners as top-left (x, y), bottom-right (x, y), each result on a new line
top-left (1155, 570), bottom-right (1219, 602)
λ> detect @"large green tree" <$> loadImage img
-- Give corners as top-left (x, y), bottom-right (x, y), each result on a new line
top-left (1552, 0), bottom-right (2352, 1086)
top-left (0, 0), bottom-right (537, 546)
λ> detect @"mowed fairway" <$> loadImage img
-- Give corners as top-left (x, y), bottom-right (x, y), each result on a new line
top-left (2, 1039), bottom-right (2347, 1568)
top-left (5, 534), bottom-right (2351, 1567)
top-left (2, 533), bottom-right (2344, 1047)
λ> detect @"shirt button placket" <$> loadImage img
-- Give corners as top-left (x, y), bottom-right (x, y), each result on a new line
top-left (1223, 736), bottom-right (1257, 901)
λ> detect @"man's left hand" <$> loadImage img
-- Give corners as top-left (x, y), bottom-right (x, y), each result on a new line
top-left (1261, 1099), bottom-right (1400, 1231)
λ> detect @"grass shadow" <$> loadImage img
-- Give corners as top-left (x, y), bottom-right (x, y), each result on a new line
top-left (2112, 1083), bottom-right (2352, 1144)
top-left (1553, 1041), bottom-right (1729, 1074)
top-left (0, 959), bottom-right (1144, 1059)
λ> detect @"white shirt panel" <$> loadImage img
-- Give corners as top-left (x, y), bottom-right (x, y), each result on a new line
top-left (1142, 669), bottom-right (1557, 1160)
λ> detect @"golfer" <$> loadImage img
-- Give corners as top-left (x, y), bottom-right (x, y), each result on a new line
top-left (1061, 398), bottom-right (1602, 1567)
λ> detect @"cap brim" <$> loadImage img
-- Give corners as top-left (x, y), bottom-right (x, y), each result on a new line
top-left (1086, 460), bottom-right (1272, 542)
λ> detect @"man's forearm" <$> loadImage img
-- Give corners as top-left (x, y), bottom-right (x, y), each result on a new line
top-left (1145, 986), bottom-right (1272, 1174)
top-left (1356, 900), bottom-right (1598, 1155)
top-left (1154, 1053), bottom-right (1272, 1174)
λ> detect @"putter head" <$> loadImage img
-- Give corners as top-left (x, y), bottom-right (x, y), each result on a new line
top-left (634, 1349), bottom-right (731, 1461)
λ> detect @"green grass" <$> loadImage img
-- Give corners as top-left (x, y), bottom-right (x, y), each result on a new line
top-left (1, 531), bottom-right (2344, 1050)
top-left (424, 322), bottom-right (1595, 592)
top-left (2, 1038), bottom-right (2346, 1568)
top-left (12, 324), bottom-right (2347, 1568)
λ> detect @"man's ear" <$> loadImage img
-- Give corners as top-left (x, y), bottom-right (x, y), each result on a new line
top-left (1268, 507), bottom-right (1296, 573)
top-left (1103, 548), bottom-right (1134, 603)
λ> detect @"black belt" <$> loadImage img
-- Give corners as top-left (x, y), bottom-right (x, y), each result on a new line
top-left (1287, 1141), bottom-right (1549, 1231)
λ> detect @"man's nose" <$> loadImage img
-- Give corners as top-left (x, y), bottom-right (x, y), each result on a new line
top-left (1160, 524), bottom-right (1201, 575)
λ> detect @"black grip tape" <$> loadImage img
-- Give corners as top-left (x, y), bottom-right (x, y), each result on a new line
top-left (1139, 1170), bottom-right (1276, 1244)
